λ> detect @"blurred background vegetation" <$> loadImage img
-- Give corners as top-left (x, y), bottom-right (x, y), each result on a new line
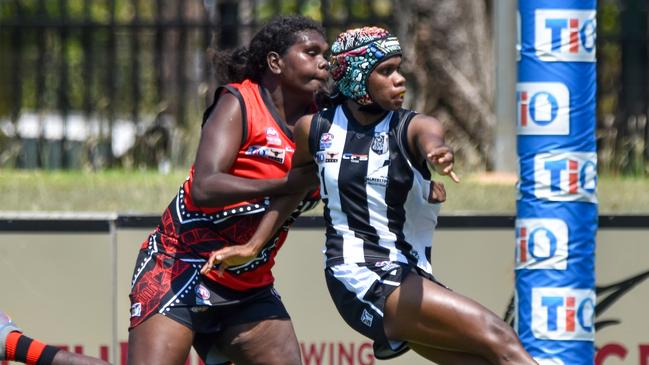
top-left (0, 0), bottom-right (648, 213)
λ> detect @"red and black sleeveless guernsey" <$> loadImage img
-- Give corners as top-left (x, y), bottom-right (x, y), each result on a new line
top-left (139, 79), bottom-right (319, 291)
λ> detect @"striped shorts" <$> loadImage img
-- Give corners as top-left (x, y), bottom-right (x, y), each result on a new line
top-left (324, 261), bottom-right (440, 360)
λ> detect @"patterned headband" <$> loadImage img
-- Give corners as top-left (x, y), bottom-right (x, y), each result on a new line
top-left (329, 26), bottom-right (402, 105)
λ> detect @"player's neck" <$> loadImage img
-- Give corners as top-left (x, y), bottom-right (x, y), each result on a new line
top-left (344, 100), bottom-right (388, 126)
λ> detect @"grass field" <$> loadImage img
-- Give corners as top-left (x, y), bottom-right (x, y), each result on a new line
top-left (0, 169), bottom-right (648, 215)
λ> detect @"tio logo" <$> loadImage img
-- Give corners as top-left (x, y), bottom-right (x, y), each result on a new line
top-left (517, 82), bottom-right (570, 135)
top-left (532, 287), bottom-right (595, 341)
top-left (533, 152), bottom-right (597, 203)
top-left (515, 218), bottom-right (568, 270)
top-left (535, 10), bottom-right (596, 62)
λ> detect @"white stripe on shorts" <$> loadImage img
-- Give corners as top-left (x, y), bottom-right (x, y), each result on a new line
top-left (330, 263), bottom-right (386, 316)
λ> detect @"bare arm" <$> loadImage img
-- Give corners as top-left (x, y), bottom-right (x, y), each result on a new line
top-left (201, 113), bottom-right (318, 275)
top-left (190, 92), bottom-right (310, 207)
top-left (407, 114), bottom-right (460, 183)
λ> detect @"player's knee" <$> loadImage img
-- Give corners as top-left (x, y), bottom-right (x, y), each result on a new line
top-left (383, 314), bottom-right (404, 340)
top-left (481, 315), bottom-right (523, 358)
top-left (265, 343), bottom-right (302, 365)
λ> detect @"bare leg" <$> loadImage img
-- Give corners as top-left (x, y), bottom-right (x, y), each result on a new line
top-left (127, 314), bottom-right (194, 365)
top-left (1, 310), bottom-right (108, 365)
top-left (208, 319), bottom-right (301, 365)
top-left (51, 352), bottom-right (110, 365)
top-left (383, 273), bottom-right (537, 365)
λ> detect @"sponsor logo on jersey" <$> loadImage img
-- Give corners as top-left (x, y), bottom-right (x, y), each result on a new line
top-left (325, 151), bottom-right (339, 163)
top-left (316, 151), bottom-right (339, 163)
top-left (342, 153), bottom-right (368, 163)
top-left (245, 145), bottom-right (286, 164)
top-left (365, 176), bottom-right (388, 186)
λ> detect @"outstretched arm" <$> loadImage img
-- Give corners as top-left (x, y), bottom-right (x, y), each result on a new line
top-left (407, 114), bottom-right (460, 184)
top-left (201, 114), bottom-right (318, 275)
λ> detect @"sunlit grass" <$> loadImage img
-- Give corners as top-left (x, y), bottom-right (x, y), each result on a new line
top-left (0, 169), bottom-right (647, 215)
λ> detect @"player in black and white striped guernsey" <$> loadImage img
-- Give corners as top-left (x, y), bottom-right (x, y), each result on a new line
top-left (225, 27), bottom-right (539, 365)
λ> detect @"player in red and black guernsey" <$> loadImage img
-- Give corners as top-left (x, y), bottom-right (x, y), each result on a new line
top-left (127, 15), bottom-right (328, 365)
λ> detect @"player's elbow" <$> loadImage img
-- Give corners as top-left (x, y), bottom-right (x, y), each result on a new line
top-left (190, 180), bottom-right (211, 207)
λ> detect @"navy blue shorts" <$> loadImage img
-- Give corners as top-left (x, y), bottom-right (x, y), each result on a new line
top-left (129, 247), bottom-right (290, 331)
top-left (129, 247), bottom-right (290, 364)
top-left (324, 261), bottom-right (440, 360)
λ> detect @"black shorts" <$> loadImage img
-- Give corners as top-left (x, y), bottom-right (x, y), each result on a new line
top-left (324, 261), bottom-right (439, 360)
top-left (129, 246), bottom-right (290, 332)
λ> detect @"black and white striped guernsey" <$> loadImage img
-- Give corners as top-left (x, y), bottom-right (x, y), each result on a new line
top-left (308, 104), bottom-right (441, 274)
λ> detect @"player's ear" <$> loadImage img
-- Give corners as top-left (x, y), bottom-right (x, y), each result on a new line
top-left (267, 51), bottom-right (282, 75)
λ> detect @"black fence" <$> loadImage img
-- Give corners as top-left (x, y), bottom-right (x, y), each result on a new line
top-left (0, 0), bottom-right (393, 170)
top-left (0, 1), bottom-right (215, 169)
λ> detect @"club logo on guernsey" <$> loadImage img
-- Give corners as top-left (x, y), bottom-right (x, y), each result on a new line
top-left (515, 218), bottom-right (568, 270)
top-left (245, 145), bottom-right (286, 164)
top-left (533, 152), bottom-right (597, 203)
top-left (531, 287), bottom-right (595, 341)
top-left (535, 10), bottom-right (596, 62)
top-left (517, 82), bottom-right (570, 135)
top-left (371, 133), bottom-right (389, 154)
top-left (319, 133), bottom-right (334, 150)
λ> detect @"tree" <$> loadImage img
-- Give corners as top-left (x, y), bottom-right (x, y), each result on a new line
top-left (395, 0), bottom-right (495, 170)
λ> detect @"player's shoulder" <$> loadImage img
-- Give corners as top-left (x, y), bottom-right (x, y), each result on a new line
top-left (295, 112), bottom-right (317, 131)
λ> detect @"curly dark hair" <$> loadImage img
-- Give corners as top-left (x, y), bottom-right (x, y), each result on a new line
top-left (211, 15), bottom-right (324, 84)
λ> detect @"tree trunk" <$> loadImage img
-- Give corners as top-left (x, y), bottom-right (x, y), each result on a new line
top-left (394, 0), bottom-right (495, 170)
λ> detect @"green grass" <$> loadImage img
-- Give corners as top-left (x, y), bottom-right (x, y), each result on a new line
top-left (0, 169), bottom-right (647, 214)
top-left (0, 169), bottom-right (185, 214)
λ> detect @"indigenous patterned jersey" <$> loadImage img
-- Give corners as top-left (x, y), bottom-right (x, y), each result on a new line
top-left (308, 105), bottom-right (440, 274)
top-left (140, 79), bottom-right (318, 291)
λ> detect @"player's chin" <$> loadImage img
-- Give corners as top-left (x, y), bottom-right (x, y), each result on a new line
top-left (385, 98), bottom-right (403, 110)
top-left (307, 77), bottom-right (327, 91)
